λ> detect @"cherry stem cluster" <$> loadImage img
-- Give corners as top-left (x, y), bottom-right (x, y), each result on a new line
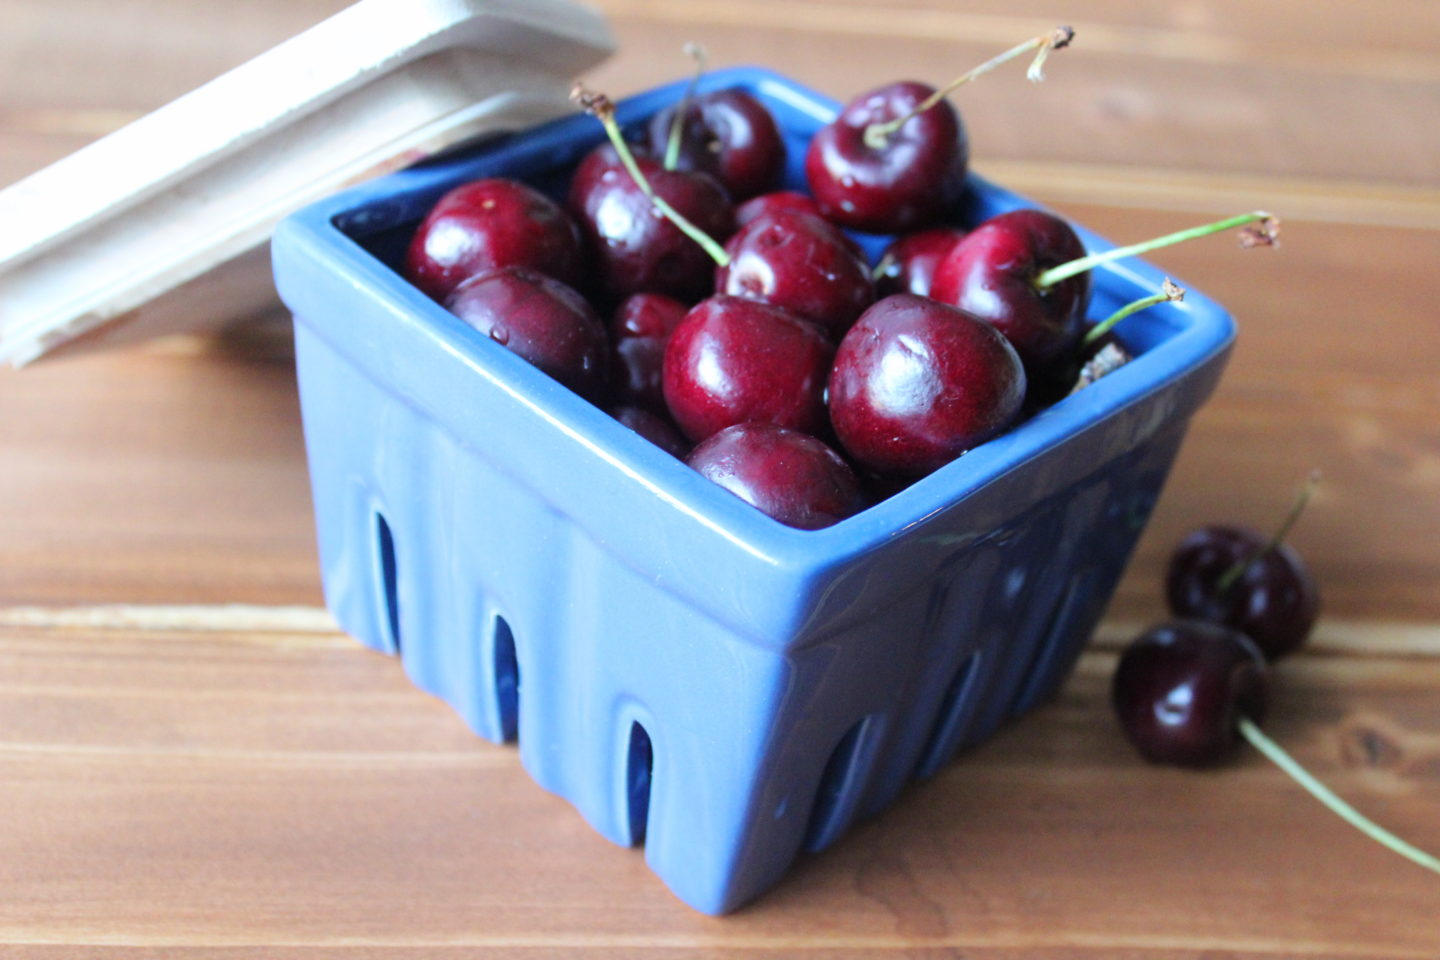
top-left (1035, 211), bottom-right (1279, 291)
top-left (863, 26), bottom-right (1074, 151)
top-left (572, 84), bottom-right (732, 268)
top-left (1083, 278), bottom-right (1185, 346)
top-left (1237, 717), bottom-right (1440, 876)
top-left (1214, 470), bottom-right (1321, 596)
top-left (664, 43), bottom-right (709, 171)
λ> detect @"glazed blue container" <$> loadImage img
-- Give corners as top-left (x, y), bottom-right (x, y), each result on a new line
top-left (272, 68), bottom-right (1234, 914)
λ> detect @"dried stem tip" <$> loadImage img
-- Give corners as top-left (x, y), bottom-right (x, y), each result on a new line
top-left (1027, 26), bottom-right (1076, 82)
top-left (1082, 277), bottom-right (1187, 347)
top-left (1239, 216), bottom-right (1282, 248)
top-left (863, 26), bottom-right (1076, 150)
top-left (570, 83), bottom-right (614, 120)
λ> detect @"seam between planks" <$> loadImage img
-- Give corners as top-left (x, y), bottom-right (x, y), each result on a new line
top-left (2, 604), bottom-right (1439, 658)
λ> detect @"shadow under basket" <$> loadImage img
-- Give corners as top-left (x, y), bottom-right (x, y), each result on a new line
top-left (272, 67), bottom-right (1235, 914)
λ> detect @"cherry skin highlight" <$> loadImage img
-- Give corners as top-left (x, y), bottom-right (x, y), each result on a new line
top-left (662, 295), bottom-right (834, 443)
top-left (405, 178), bottom-right (584, 301)
top-left (1111, 620), bottom-right (1269, 767)
top-left (715, 210), bottom-right (875, 339)
top-left (568, 143), bottom-right (735, 303)
top-left (805, 81), bottom-right (968, 234)
top-left (930, 208), bottom-right (1091, 374)
top-left (735, 191), bottom-right (824, 229)
top-left (647, 89), bottom-right (786, 201)
top-left (1167, 525), bottom-right (1320, 661)
top-left (445, 266), bottom-right (609, 403)
top-left (609, 293), bottom-right (690, 411)
top-left (828, 293), bottom-right (1026, 478)
top-left (874, 226), bottom-right (967, 298)
top-left (686, 422), bottom-right (866, 530)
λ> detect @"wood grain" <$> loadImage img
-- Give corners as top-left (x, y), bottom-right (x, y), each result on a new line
top-left (2, 0), bottom-right (1438, 955)
top-left (2, 622), bottom-right (1437, 955)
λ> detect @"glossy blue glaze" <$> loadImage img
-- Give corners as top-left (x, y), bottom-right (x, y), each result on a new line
top-left (272, 68), bottom-right (1235, 915)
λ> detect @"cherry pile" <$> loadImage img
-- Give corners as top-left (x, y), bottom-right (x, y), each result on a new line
top-left (1112, 476), bottom-right (1440, 876)
top-left (402, 32), bottom-right (1276, 530)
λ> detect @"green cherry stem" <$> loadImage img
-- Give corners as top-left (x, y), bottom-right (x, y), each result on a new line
top-left (1214, 470), bottom-right (1321, 596)
top-left (664, 42), bottom-right (708, 171)
top-left (1035, 211), bottom-right (1279, 290)
top-left (1083, 278), bottom-right (1185, 347)
top-left (572, 84), bottom-right (732, 268)
top-left (1237, 716), bottom-right (1440, 876)
top-left (862, 26), bottom-right (1074, 151)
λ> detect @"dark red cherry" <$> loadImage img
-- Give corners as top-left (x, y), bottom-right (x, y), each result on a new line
top-left (662, 295), bottom-right (833, 443)
top-left (874, 227), bottom-right (966, 298)
top-left (686, 422), bottom-right (866, 530)
top-left (805, 81), bottom-right (967, 234)
top-left (568, 143), bottom-right (735, 303)
top-left (445, 267), bottom-right (608, 402)
top-left (715, 210), bottom-right (875, 338)
top-left (647, 89), bottom-right (785, 201)
top-left (930, 209), bottom-right (1091, 374)
top-left (735, 191), bottom-right (824, 228)
top-left (828, 294), bottom-right (1026, 477)
top-left (609, 293), bottom-right (690, 410)
top-left (612, 404), bottom-right (691, 459)
top-left (1167, 525), bottom-right (1320, 661)
top-left (1112, 620), bottom-right (1269, 767)
top-left (404, 178), bottom-right (584, 301)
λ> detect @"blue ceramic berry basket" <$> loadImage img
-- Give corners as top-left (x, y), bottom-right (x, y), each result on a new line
top-left (272, 67), bottom-right (1234, 914)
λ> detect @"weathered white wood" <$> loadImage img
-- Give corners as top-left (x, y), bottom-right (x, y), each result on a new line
top-left (0, 0), bottom-right (614, 366)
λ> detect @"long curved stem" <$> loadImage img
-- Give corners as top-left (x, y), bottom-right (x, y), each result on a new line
top-left (572, 85), bottom-right (731, 268)
top-left (664, 43), bottom-right (708, 171)
top-left (1083, 278), bottom-right (1185, 347)
top-left (863, 26), bottom-right (1074, 150)
top-left (1237, 716), bottom-right (1440, 876)
top-left (1035, 211), bottom-right (1278, 290)
top-left (1214, 470), bottom-right (1320, 595)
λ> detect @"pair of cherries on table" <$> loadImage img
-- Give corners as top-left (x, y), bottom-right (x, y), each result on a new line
top-left (1113, 481), bottom-right (1440, 876)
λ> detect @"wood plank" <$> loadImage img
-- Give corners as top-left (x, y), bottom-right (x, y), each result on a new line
top-left (1, 622), bottom-right (1436, 954)
top-left (583, 1), bottom-right (1440, 187)
top-left (5, 0), bottom-right (1440, 191)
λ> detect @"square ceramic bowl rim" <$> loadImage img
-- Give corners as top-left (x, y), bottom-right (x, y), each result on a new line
top-left (278, 66), bottom-right (1235, 578)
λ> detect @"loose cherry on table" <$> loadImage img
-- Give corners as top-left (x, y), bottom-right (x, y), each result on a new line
top-left (609, 292), bottom-right (690, 411)
top-left (1112, 619), bottom-right (1440, 875)
top-left (662, 295), bottom-right (834, 443)
top-left (874, 226), bottom-right (967, 298)
top-left (828, 293), bottom-right (1026, 478)
top-left (445, 266), bottom-right (609, 403)
top-left (569, 88), bottom-right (734, 304)
top-left (805, 28), bottom-right (1073, 234)
top-left (686, 422), bottom-right (867, 530)
top-left (404, 178), bottom-right (584, 301)
top-left (1167, 472), bottom-right (1321, 661)
top-left (1112, 619), bottom-right (1268, 767)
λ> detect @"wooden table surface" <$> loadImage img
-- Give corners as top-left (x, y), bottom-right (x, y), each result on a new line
top-left (2, 1), bottom-right (1438, 956)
